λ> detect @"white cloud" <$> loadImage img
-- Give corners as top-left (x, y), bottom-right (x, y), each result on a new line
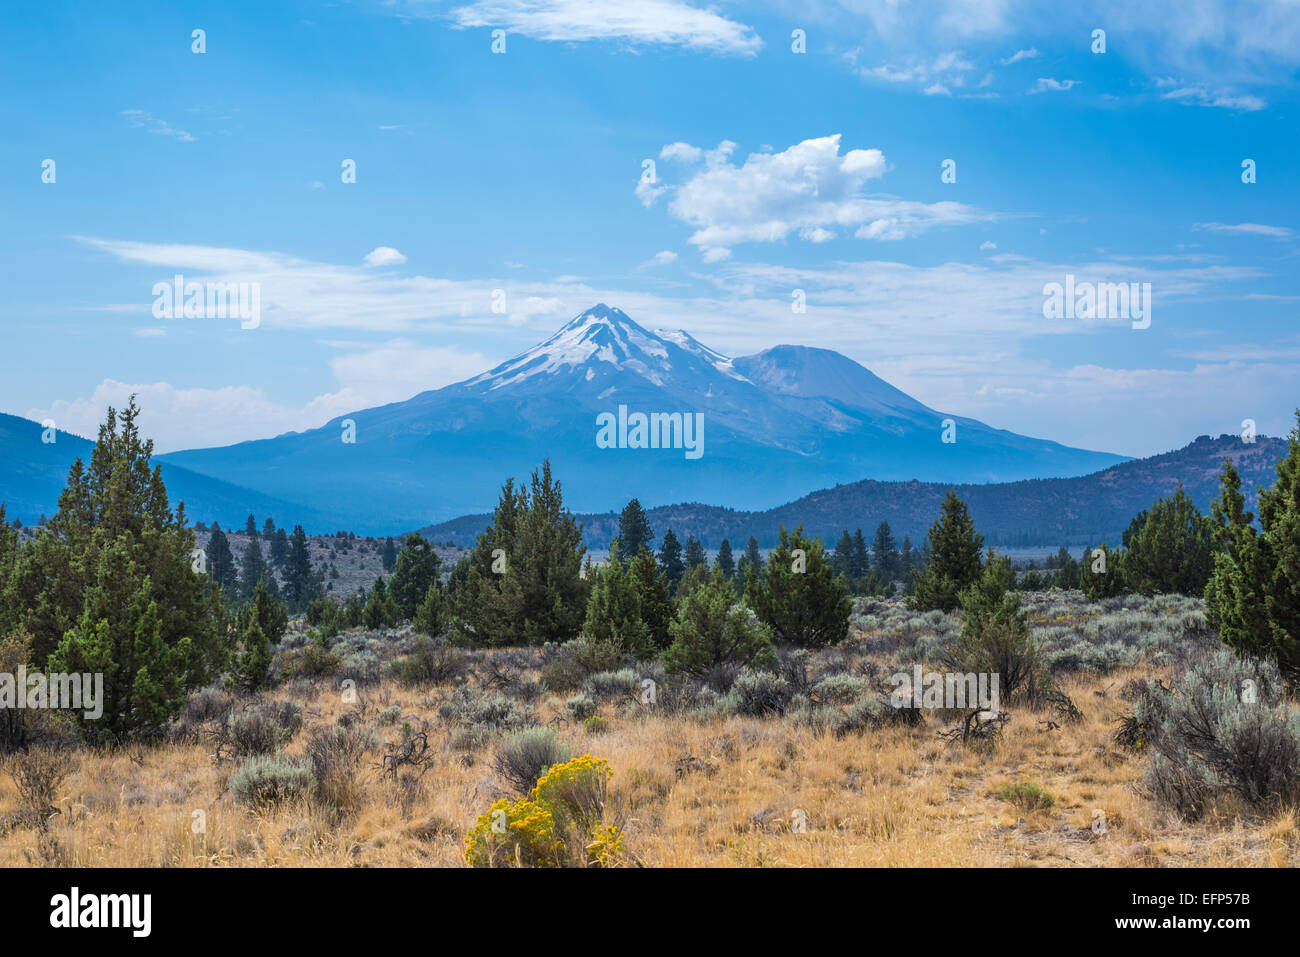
top-left (1030, 77), bottom-right (1078, 93)
top-left (74, 236), bottom-right (609, 333)
top-left (1000, 47), bottom-right (1039, 64)
top-left (26, 338), bottom-right (494, 453)
top-left (363, 246), bottom-right (408, 266)
top-left (1157, 81), bottom-right (1266, 111)
top-left (1195, 222), bottom-right (1294, 239)
top-left (444, 0), bottom-right (761, 54)
top-left (641, 134), bottom-right (989, 258)
top-left (639, 250), bottom-right (678, 268)
top-left (859, 50), bottom-right (975, 93)
top-left (980, 240), bottom-right (997, 251)
top-left (120, 109), bottom-right (195, 142)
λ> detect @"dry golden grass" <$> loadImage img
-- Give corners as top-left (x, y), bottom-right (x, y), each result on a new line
top-left (1, 660), bottom-right (1294, 868)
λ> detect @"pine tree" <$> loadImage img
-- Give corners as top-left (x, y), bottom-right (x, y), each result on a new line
top-left (851, 528), bottom-right (870, 580)
top-left (206, 524), bottom-right (238, 593)
top-left (832, 530), bottom-right (854, 579)
top-left (684, 535), bottom-right (707, 569)
top-left (26, 398), bottom-right (227, 739)
top-left (658, 529), bottom-right (685, 593)
top-left (910, 491), bottom-right (985, 612)
top-left (269, 527), bottom-right (289, 568)
top-left (871, 521), bottom-right (898, 580)
top-left (1206, 418), bottom-right (1300, 679)
top-left (746, 525), bottom-right (851, 648)
top-left (664, 568), bottom-right (776, 678)
top-left (736, 536), bottom-right (763, 583)
top-left (245, 514), bottom-right (257, 538)
top-left (234, 617), bottom-right (272, 692)
top-left (616, 498), bottom-right (655, 560)
top-left (413, 583), bottom-right (445, 637)
top-left (583, 545), bottom-right (666, 659)
top-left (448, 461), bottom-right (588, 646)
top-left (1079, 543), bottom-right (1125, 599)
top-left (951, 551), bottom-right (1037, 699)
top-left (381, 536), bottom-right (397, 573)
top-left (282, 525), bottom-right (320, 612)
top-left (714, 538), bottom-right (736, 580)
top-left (239, 537), bottom-right (271, 604)
top-left (262, 517), bottom-right (276, 541)
top-left (900, 535), bottom-right (914, 574)
top-left (390, 533), bottom-right (441, 619)
top-left (364, 576), bottom-right (398, 629)
top-left (1122, 484), bottom-right (1216, 596)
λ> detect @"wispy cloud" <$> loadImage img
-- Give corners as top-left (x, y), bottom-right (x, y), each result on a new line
top-left (431, 0), bottom-right (762, 55)
top-left (1029, 77), bottom-right (1078, 93)
top-left (1195, 222), bottom-right (1294, 240)
top-left (120, 109), bottom-right (195, 142)
top-left (1000, 47), bottom-right (1039, 64)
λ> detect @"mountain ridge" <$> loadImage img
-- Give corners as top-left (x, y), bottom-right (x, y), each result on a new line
top-left (418, 432), bottom-right (1284, 551)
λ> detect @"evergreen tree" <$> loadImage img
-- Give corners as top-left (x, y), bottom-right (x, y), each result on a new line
top-left (951, 551), bottom-right (1037, 699)
top-left (851, 528), bottom-right (870, 580)
top-left (684, 535), bottom-right (707, 569)
top-left (664, 569), bottom-right (776, 678)
top-left (269, 527), bottom-right (289, 568)
top-left (1123, 484), bottom-right (1217, 596)
top-left (282, 525), bottom-right (320, 612)
top-left (1206, 419), bottom-right (1300, 679)
top-left (871, 521), bottom-right (898, 580)
top-left (583, 543), bottom-right (670, 658)
top-left (616, 498), bottom-right (655, 560)
top-left (239, 537), bottom-right (271, 604)
top-left (245, 514), bottom-right (257, 538)
top-left (900, 535), bottom-right (915, 574)
top-left (390, 533), bottom-right (442, 619)
top-left (206, 523), bottom-right (238, 593)
top-left (448, 461), bottom-right (588, 646)
top-left (714, 538), bottom-right (736, 580)
top-left (832, 530), bottom-right (854, 579)
top-left (381, 535), bottom-right (398, 573)
top-left (746, 525), bottom-right (851, 648)
top-left (233, 617), bottom-right (271, 692)
top-left (910, 491), bottom-right (985, 612)
top-left (736, 536), bottom-right (763, 583)
top-left (240, 577), bottom-right (288, 646)
top-left (1079, 543), bottom-right (1125, 599)
top-left (24, 398), bottom-right (228, 739)
top-left (413, 583), bottom-right (445, 637)
top-left (658, 529), bottom-right (685, 594)
top-left (262, 517), bottom-right (276, 541)
top-left (364, 576), bottom-right (399, 629)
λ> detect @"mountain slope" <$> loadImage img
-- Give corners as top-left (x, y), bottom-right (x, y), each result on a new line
top-left (0, 413), bottom-right (335, 530)
top-left (420, 433), bottom-right (1285, 550)
top-left (148, 304), bottom-right (1126, 532)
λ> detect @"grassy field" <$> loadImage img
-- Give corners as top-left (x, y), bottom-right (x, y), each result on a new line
top-left (1, 592), bottom-right (1295, 868)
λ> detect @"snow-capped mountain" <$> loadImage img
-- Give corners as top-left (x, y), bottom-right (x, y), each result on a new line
top-left (152, 304), bottom-right (1127, 532)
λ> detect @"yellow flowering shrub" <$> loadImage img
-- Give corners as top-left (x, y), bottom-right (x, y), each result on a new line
top-left (465, 754), bottom-right (626, 867)
top-left (464, 798), bottom-right (562, 868)
top-left (531, 754), bottom-right (611, 826)
top-left (585, 823), bottom-right (625, 867)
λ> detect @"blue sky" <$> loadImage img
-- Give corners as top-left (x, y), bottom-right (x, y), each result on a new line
top-left (2, 0), bottom-right (1297, 457)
